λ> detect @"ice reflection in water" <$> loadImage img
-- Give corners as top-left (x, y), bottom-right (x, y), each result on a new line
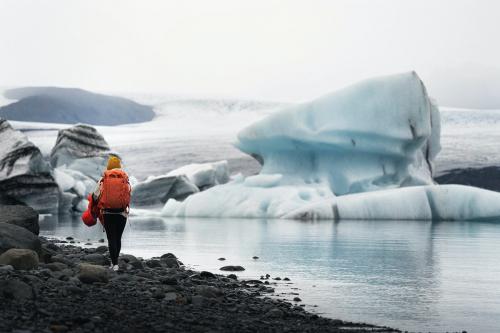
top-left (40, 215), bottom-right (500, 332)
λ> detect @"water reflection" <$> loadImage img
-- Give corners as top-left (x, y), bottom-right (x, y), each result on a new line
top-left (39, 215), bottom-right (500, 332)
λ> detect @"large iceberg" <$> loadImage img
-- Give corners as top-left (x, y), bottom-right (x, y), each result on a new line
top-left (163, 72), bottom-right (500, 221)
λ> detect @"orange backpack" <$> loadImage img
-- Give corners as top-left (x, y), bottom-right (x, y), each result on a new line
top-left (98, 169), bottom-right (131, 211)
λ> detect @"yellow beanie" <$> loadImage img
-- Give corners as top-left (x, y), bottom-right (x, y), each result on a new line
top-left (107, 155), bottom-right (121, 170)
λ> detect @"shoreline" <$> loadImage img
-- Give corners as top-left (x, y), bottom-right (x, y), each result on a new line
top-left (0, 237), bottom-right (400, 333)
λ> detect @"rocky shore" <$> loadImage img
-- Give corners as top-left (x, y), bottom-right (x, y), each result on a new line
top-left (0, 204), bottom-right (401, 332)
top-left (0, 241), bottom-right (401, 333)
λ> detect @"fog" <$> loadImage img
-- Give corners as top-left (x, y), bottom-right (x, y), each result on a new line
top-left (1, 0), bottom-right (499, 107)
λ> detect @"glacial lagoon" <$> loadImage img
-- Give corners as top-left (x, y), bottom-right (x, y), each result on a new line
top-left (40, 215), bottom-right (500, 332)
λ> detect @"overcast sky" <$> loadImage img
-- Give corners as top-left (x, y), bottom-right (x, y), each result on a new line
top-left (1, 0), bottom-right (499, 106)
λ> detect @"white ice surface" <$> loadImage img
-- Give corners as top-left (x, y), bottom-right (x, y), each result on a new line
top-left (166, 160), bottom-right (229, 189)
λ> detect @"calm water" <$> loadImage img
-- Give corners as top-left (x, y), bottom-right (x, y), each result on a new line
top-left (40, 215), bottom-right (500, 332)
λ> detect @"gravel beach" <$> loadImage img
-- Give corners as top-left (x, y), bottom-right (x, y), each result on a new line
top-left (0, 237), bottom-right (400, 333)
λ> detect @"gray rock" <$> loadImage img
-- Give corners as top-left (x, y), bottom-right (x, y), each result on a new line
top-left (161, 257), bottom-right (180, 268)
top-left (266, 308), bottom-right (284, 318)
top-left (119, 254), bottom-right (138, 263)
top-left (130, 260), bottom-right (144, 270)
top-left (95, 245), bottom-right (108, 254)
top-left (0, 222), bottom-right (41, 255)
top-left (0, 248), bottom-right (39, 270)
top-left (191, 295), bottom-right (204, 306)
top-left (293, 297), bottom-right (302, 302)
top-left (151, 289), bottom-right (165, 299)
top-left (0, 264), bottom-right (13, 272)
top-left (159, 277), bottom-right (178, 285)
top-left (160, 253), bottom-right (176, 259)
top-left (196, 285), bottom-right (223, 298)
top-left (83, 253), bottom-right (110, 266)
top-left (146, 259), bottom-right (161, 268)
top-left (0, 205), bottom-right (39, 234)
top-left (77, 264), bottom-right (109, 284)
top-left (220, 265), bottom-right (245, 272)
top-left (50, 254), bottom-right (74, 267)
top-left (43, 262), bottom-right (68, 272)
top-left (200, 271), bottom-right (217, 279)
top-left (0, 278), bottom-right (34, 300)
top-left (164, 292), bottom-right (178, 301)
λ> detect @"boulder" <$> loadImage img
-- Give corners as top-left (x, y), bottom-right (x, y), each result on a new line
top-left (0, 119), bottom-right (59, 213)
top-left (0, 248), bottom-right (39, 270)
top-left (77, 264), bottom-right (109, 284)
top-left (0, 279), bottom-right (34, 301)
top-left (82, 253), bottom-right (110, 266)
top-left (0, 222), bottom-right (41, 255)
top-left (0, 205), bottom-right (39, 235)
top-left (220, 265), bottom-right (245, 271)
top-left (195, 285), bottom-right (223, 298)
top-left (131, 175), bottom-right (198, 206)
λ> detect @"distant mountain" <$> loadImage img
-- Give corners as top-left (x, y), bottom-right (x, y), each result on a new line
top-left (0, 87), bottom-right (155, 125)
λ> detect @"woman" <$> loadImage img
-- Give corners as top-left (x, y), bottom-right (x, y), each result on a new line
top-left (93, 155), bottom-right (131, 271)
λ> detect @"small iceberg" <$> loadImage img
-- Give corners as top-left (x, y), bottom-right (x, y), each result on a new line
top-left (163, 72), bottom-right (500, 221)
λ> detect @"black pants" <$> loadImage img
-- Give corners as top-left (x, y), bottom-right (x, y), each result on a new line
top-left (103, 214), bottom-right (127, 265)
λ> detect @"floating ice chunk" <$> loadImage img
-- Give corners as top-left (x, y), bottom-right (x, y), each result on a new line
top-left (284, 185), bottom-right (500, 221)
top-left (53, 167), bottom-right (75, 192)
top-left (162, 178), bottom-right (333, 218)
top-left (236, 71), bottom-right (440, 194)
top-left (131, 174), bottom-right (198, 207)
top-left (166, 160), bottom-right (229, 190)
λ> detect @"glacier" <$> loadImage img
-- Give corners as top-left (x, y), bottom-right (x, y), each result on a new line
top-left (163, 72), bottom-right (500, 221)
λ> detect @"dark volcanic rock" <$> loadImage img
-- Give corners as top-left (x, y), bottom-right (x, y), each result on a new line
top-left (0, 87), bottom-right (155, 125)
top-left (77, 264), bottom-right (109, 284)
top-left (0, 222), bottom-right (41, 255)
top-left (82, 253), bottom-right (110, 266)
top-left (0, 279), bottom-right (33, 300)
top-left (0, 205), bottom-right (39, 234)
top-left (220, 265), bottom-right (245, 272)
top-left (0, 248), bottom-right (39, 270)
top-left (0, 119), bottom-right (59, 213)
